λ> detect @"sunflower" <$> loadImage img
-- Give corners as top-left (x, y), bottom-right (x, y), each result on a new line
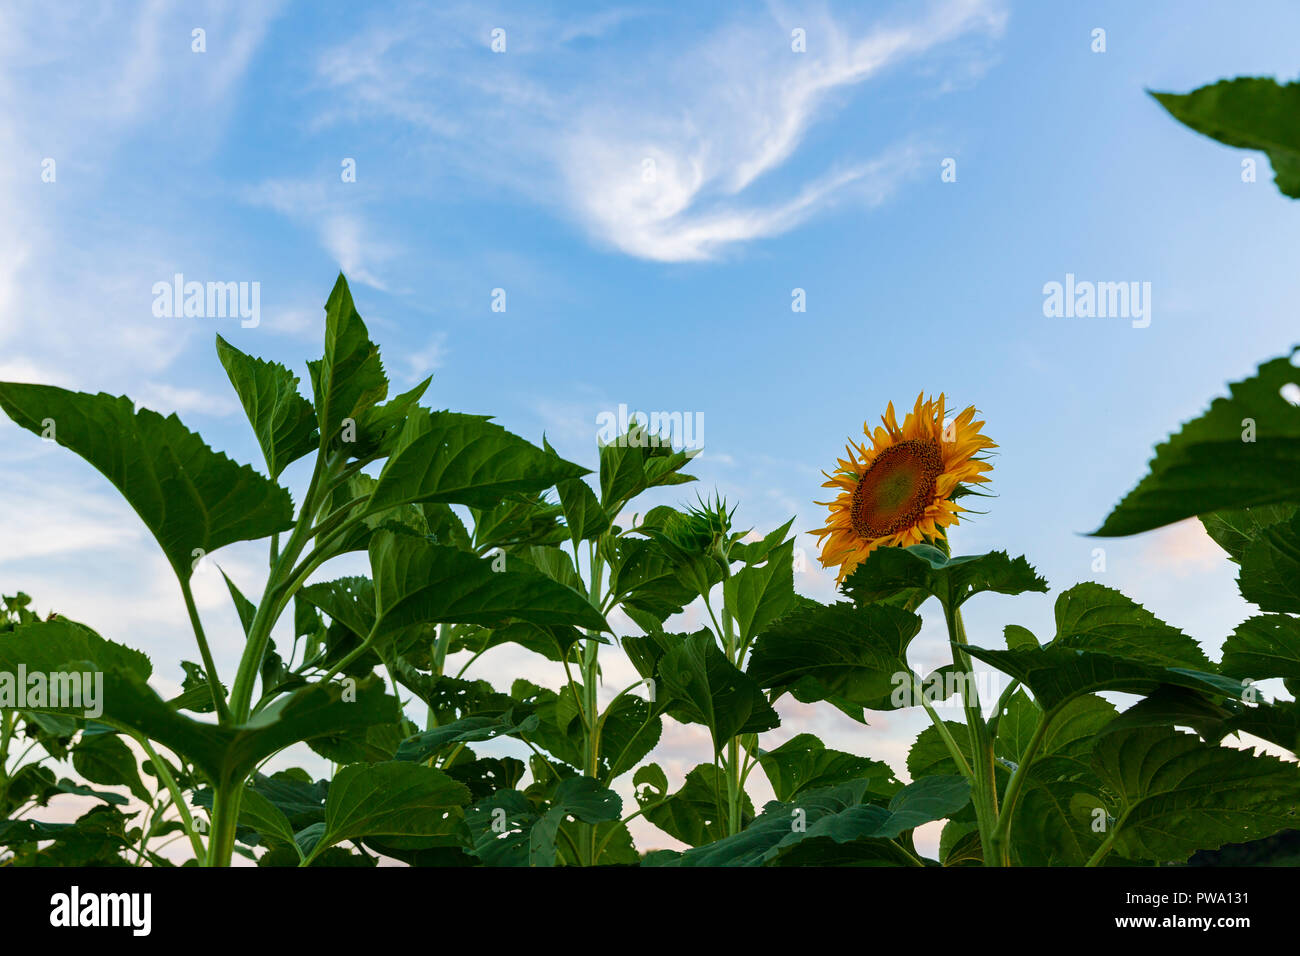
top-left (814, 393), bottom-right (995, 584)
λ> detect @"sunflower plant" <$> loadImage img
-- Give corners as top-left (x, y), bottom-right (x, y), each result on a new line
top-left (0, 277), bottom-right (806, 868)
top-left (623, 494), bottom-right (797, 843)
top-left (0, 592), bottom-right (189, 867)
top-left (6, 70), bottom-right (1300, 867)
top-left (641, 389), bottom-right (1298, 869)
top-left (650, 76), bottom-right (1300, 867)
top-left (0, 275), bottom-right (616, 866)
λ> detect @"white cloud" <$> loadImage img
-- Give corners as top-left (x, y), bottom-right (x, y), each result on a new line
top-left (0, 1), bottom-right (284, 386)
top-left (135, 382), bottom-right (240, 418)
top-left (405, 332), bottom-right (448, 380)
top-left (0, 358), bottom-right (74, 387)
top-left (569, 149), bottom-right (926, 262)
top-left (312, 0), bottom-right (1006, 261)
top-left (241, 179), bottom-right (399, 291)
top-left (320, 215), bottom-right (392, 291)
top-left (0, 468), bottom-right (146, 564)
top-left (557, 0), bottom-right (1004, 260)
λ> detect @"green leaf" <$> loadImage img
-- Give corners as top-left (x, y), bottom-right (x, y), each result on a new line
top-left (654, 775), bottom-right (969, 867)
top-left (1201, 504), bottom-right (1298, 562)
top-left (1225, 700), bottom-right (1300, 755)
top-left (1093, 726), bottom-right (1300, 862)
top-left (307, 720), bottom-right (405, 765)
top-left (299, 576), bottom-right (376, 647)
top-left (598, 427), bottom-right (697, 508)
top-left (369, 530), bottom-right (608, 638)
top-left (444, 756), bottom-right (526, 802)
top-left (422, 503), bottom-right (473, 551)
top-left (220, 569), bottom-right (258, 637)
top-left (466, 776), bottom-right (621, 867)
top-left (1221, 614), bottom-right (1300, 683)
top-left (71, 733), bottom-right (150, 804)
top-left (1010, 779), bottom-right (1107, 867)
top-left (842, 545), bottom-right (1047, 610)
top-left (307, 274), bottom-right (389, 449)
top-left (1096, 353), bottom-right (1300, 536)
top-left (215, 334), bottom-right (318, 479)
top-left (759, 733), bottom-right (899, 802)
top-left (650, 630), bottom-right (779, 754)
top-left (511, 681), bottom-right (655, 782)
top-left (636, 763), bottom-right (754, 847)
top-left (1103, 686), bottom-right (1239, 744)
top-left (314, 474), bottom-right (431, 562)
top-left (1049, 582), bottom-right (1212, 670)
top-left (747, 601), bottom-right (923, 712)
top-left (595, 695), bottom-right (662, 782)
top-left (0, 622), bottom-right (396, 787)
top-left (370, 409), bottom-right (588, 512)
top-left (939, 820), bottom-right (983, 866)
top-left (518, 544), bottom-right (583, 592)
top-left (1004, 624), bottom-right (1039, 650)
top-left (967, 583), bottom-right (1223, 713)
top-left (54, 778), bottom-right (132, 807)
top-left (603, 537), bottom-right (696, 626)
top-left (729, 518), bottom-right (796, 566)
top-left (221, 680), bottom-right (402, 786)
top-left (308, 761), bottom-right (471, 862)
top-left (471, 494), bottom-right (566, 553)
top-left (395, 711), bottom-right (541, 763)
top-left (1036, 694), bottom-right (1119, 768)
top-left (993, 691), bottom-right (1118, 790)
top-left (555, 476), bottom-right (610, 547)
top-left (0, 617), bottom-right (151, 680)
top-left (348, 377), bottom-right (431, 460)
top-left (991, 689), bottom-right (1041, 764)
top-left (1237, 512), bottom-right (1300, 612)
top-left (995, 696), bottom-right (1121, 862)
top-left (244, 771), bottom-right (329, 829)
top-left (964, 644), bottom-right (1242, 714)
top-left (0, 385), bottom-right (294, 582)
top-left (907, 720), bottom-right (974, 782)
top-left (392, 668), bottom-right (513, 725)
top-left (237, 786), bottom-right (299, 851)
top-left (724, 538), bottom-right (797, 648)
top-left (0, 819), bottom-right (76, 845)
top-left (1151, 78), bottom-right (1300, 198)
top-left (455, 619), bottom-right (595, 663)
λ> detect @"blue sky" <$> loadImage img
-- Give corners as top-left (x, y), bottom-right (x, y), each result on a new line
top-left (4, 0), bottom-right (1300, 852)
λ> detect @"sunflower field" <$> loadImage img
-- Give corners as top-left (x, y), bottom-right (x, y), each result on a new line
top-left (3, 64), bottom-right (1300, 882)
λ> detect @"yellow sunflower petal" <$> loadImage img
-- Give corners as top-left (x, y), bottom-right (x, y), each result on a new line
top-left (815, 393), bottom-right (995, 583)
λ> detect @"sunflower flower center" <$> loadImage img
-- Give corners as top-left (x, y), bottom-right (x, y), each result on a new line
top-left (850, 439), bottom-right (944, 538)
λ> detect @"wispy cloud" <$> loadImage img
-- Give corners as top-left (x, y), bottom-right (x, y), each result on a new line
top-left (0, 1), bottom-right (284, 384)
top-left (310, 0), bottom-right (1006, 261)
top-left (136, 382), bottom-right (240, 418)
top-left (559, 0), bottom-right (1004, 260)
top-left (404, 332), bottom-right (449, 381)
top-left (241, 179), bottom-right (398, 291)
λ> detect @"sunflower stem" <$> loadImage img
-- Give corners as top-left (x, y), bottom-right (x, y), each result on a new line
top-left (942, 597), bottom-right (1000, 867)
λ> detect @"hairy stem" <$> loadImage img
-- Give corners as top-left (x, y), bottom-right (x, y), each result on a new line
top-left (918, 689), bottom-right (973, 780)
top-left (206, 782), bottom-right (241, 868)
top-left (988, 703), bottom-right (1057, 867)
top-left (944, 598), bottom-right (999, 866)
top-left (135, 735), bottom-right (207, 863)
top-left (180, 579), bottom-right (231, 724)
